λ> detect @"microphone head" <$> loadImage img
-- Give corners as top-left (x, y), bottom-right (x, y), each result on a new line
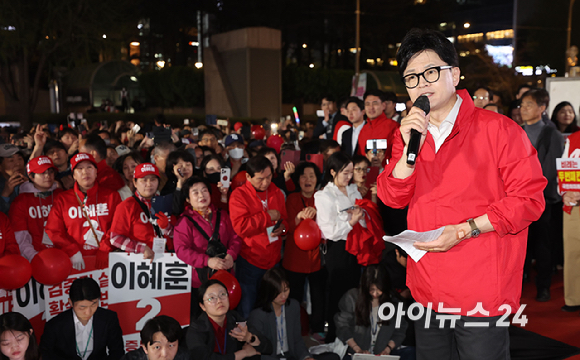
top-left (413, 95), bottom-right (430, 115)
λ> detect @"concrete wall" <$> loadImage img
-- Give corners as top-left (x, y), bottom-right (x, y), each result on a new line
top-left (204, 27), bottom-right (281, 122)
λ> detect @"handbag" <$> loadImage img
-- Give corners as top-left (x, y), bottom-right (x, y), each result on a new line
top-left (184, 210), bottom-right (227, 283)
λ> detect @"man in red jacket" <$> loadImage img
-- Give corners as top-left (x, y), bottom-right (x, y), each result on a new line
top-left (110, 163), bottom-right (171, 259)
top-left (46, 153), bottom-right (121, 270)
top-left (229, 155), bottom-right (288, 318)
top-left (357, 89), bottom-right (400, 158)
top-left (80, 134), bottom-right (125, 191)
top-left (377, 29), bottom-right (546, 359)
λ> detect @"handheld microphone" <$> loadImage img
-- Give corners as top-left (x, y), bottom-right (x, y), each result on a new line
top-left (406, 95), bottom-right (430, 165)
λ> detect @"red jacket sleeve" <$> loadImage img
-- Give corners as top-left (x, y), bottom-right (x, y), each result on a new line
top-left (46, 195), bottom-right (81, 257)
top-left (0, 212), bottom-right (20, 256)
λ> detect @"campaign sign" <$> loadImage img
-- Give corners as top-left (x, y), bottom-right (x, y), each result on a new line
top-left (1, 279), bottom-right (47, 340)
top-left (43, 255), bottom-right (109, 321)
top-left (557, 158), bottom-right (580, 192)
top-left (107, 253), bottom-right (191, 353)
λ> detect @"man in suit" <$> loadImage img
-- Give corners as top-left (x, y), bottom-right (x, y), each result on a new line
top-left (341, 97), bottom-right (366, 157)
top-left (40, 277), bottom-right (124, 360)
top-left (313, 95), bottom-right (338, 139)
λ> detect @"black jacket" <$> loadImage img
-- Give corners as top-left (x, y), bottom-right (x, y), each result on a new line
top-left (40, 307), bottom-right (124, 360)
top-left (186, 311), bottom-right (272, 360)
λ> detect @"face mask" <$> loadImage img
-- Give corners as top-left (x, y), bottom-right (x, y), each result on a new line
top-left (229, 148), bottom-right (244, 160)
top-left (241, 157), bottom-right (249, 164)
top-left (206, 172), bottom-right (220, 184)
top-left (104, 139), bottom-right (111, 145)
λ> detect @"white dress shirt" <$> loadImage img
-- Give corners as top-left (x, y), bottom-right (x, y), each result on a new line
top-left (73, 311), bottom-right (94, 360)
top-left (427, 95), bottom-right (462, 153)
top-left (314, 182), bottom-right (364, 241)
top-left (350, 121), bottom-right (366, 155)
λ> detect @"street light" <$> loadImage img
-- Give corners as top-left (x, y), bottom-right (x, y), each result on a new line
top-left (567, 0), bottom-right (577, 53)
top-left (463, 22), bottom-right (470, 29)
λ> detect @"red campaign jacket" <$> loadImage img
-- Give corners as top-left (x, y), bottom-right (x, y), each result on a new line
top-left (357, 112), bottom-right (400, 158)
top-left (378, 89), bottom-right (547, 316)
top-left (345, 198), bottom-right (385, 266)
top-left (0, 212), bottom-right (20, 257)
top-left (46, 182), bottom-right (121, 257)
top-left (282, 192), bottom-right (321, 274)
top-left (110, 195), bottom-right (170, 253)
top-left (229, 180), bottom-right (288, 269)
top-left (9, 189), bottom-right (64, 254)
top-left (97, 160), bottom-right (126, 191)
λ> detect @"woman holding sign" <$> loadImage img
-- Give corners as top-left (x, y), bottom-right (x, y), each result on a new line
top-left (174, 177), bottom-right (241, 318)
top-left (110, 163), bottom-right (172, 260)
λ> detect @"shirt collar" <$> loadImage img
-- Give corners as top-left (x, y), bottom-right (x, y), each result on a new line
top-left (429, 94), bottom-right (462, 131)
top-left (72, 310), bottom-right (93, 329)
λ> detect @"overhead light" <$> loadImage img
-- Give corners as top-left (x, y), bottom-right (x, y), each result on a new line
top-left (130, 76), bottom-right (138, 82)
top-left (195, 62), bottom-right (203, 69)
top-left (302, 43), bottom-right (307, 48)
top-left (102, 34), bottom-right (107, 39)
top-left (464, 23), bottom-right (470, 29)
top-left (189, 41), bottom-right (199, 46)
top-left (309, 63), bottom-right (314, 68)
top-left (130, 42), bottom-right (140, 46)
top-left (157, 60), bottom-right (165, 68)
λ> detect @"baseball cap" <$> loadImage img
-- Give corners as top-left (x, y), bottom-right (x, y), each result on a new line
top-left (27, 156), bottom-right (57, 176)
top-left (70, 153), bottom-right (97, 171)
top-left (234, 122), bottom-right (243, 132)
top-left (0, 144), bottom-right (21, 158)
top-left (134, 163), bottom-right (160, 179)
top-left (224, 134), bottom-right (244, 147)
top-left (115, 145), bottom-right (131, 156)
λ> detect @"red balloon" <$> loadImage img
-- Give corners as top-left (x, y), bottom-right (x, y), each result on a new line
top-left (266, 134), bottom-right (284, 154)
top-left (294, 219), bottom-right (322, 251)
top-left (210, 270), bottom-right (242, 309)
top-left (0, 255), bottom-right (32, 290)
top-left (31, 248), bottom-right (72, 286)
top-left (251, 125), bottom-right (266, 140)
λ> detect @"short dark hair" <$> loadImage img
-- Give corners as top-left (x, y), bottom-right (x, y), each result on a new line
top-left (69, 277), bottom-right (101, 303)
top-left (154, 114), bottom-right (166, 125)
top-left (257, 147), bottom-right (280, 171)
top-left (319, 140), bottom-right (340, 155)
top-left (58, 127), bottom-right (79, 140)
top-left (181, 176), bottom-right (212, 201)
top-left (113, 152), bottom-right (144, 180)
top-left (43, 140), bottom-right (67, 155)
top-left (383, 91), bottom-right (398, 103)
top-left (517, 84), bottom-right (532, 94)
top-left (483, 103), bottom-right (503, 114)
top-left (198, 129), bottom-right (217, 141)
top-left (246, 155), bottom-right (274, 178)
top-left (396, 28), bottom-right (459, 77)
top-left (0, 312), bottom-right (39, 360)
top-left (363, 89), bottom-right (386, 102)
top-left (475, 86), bottom-right (494, 100)
top-left (140, 315), bottom-right (182, 347)
top-left (255, 268), bottom-right (289, 312)
top-left (352, 154), bottom-right (371, 167)
top-left (165, 150), bottom-right (196, 184)
top-left (521, 88), bottom-right (549, 108)
top-left (345, 97), bottom-right (364, 111)
top-left (321, 151), bottom-right (352, 188)
top-left (292, 161), bottom-right (322, 189)
top-left (321, 95), bottom-right (335, 103)
top-left (198, 279), bottom-right (227, 305)
top-left (82, 134), bottom-right (107, 160)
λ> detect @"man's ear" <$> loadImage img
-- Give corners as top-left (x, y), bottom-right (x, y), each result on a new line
top-left (142, 343), bottom-right (148, 355)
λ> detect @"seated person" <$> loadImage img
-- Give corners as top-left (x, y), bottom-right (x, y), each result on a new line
top-left (335, 264), bottom-right (412, 359)
top-left (249, 268), bottom-right (339, 360)
top-left (186, 279), bottom-right (272, 360)
top-left (0, 312), bottom-right (40, 360)
top-left (9, 156), bottom-right (63, 261)
top-left (121, 315), bottom-right (189, 360)
top-left (111, 163), bottom-right (172, 260)
top-left (40, 277), bottom-right (124, 360)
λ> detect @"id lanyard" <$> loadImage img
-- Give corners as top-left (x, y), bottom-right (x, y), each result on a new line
top-left (257, 189), bottom-right (269, 211)
top-left (215, 328), bottom-right (227, 355)
top-left (276, 305), bottom-right (286, 356)
top-left (76, 326), bottom-right (93, 360)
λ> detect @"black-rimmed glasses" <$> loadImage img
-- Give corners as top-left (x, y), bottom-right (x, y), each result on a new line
top-left (401, 65), bottom-right (453, 89)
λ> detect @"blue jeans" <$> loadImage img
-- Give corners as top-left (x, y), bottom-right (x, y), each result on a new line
top-left (236, 256), bottom-right (269, 319)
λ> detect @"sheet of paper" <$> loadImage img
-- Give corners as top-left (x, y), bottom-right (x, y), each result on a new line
top-left (383, 226), bottom-right (445, 262)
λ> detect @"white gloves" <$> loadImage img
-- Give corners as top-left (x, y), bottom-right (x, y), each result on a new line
top-left (70, 251), bottom-right (86, 271)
